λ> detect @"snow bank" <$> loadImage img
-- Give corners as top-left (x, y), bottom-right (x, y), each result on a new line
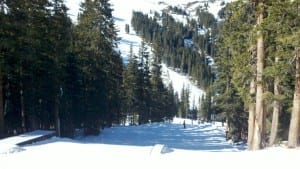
top-left (0, 144), bottom-right (25, 154)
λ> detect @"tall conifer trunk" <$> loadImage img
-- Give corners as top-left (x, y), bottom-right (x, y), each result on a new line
top-left (269, 57), bottom-right (280, 146)
top-left (20, 69), bottom-right (25, 132)
top-left (0, 71), bottom-right (4, 137)
top-left (288, 47), bottom-right (300, 148)
top-left (55, 96), bottom-right (60, 137)
top-left (0, 0), bottom-right (4, 137)
top-left (248, 44), bottom-right (257, 150)
top-left (248, 78), bottom-right (256, 150)
top-left (253, 1), bottom-right (265, 150)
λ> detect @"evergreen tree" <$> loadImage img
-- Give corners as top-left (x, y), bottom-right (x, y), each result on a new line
top-left (250, 0), bottom-right (266, 150)
top-left (179, 85), bottom-right (190, 118)
top-left (166, 83), bottom-right (177, 120)
top-left (179, 86), bottom-right (185, 118)
top-left (200, 88), bottom-right (212, 122)
top-left (289, 46), bottom-right (300, 148)
top-left (123, 44), bottom-right (140, 125)
top-left (60, 53), bottom-right (82, 137)
top-left (199, 95), bottom-right (207, 121)
top-left (98, 0), bottom-right (123, 127)
top-left (150, 42), bottom-right (167, 122)
top-left (125, 24), bottom-right (130, 34)
top-left (138, 40), bottom-right (152, 124)
top-left (48, 0), bottom-right (73, 136)
top-left (278, 1), bottom-right (300, 148)
top-left (74, 0), bottom-right (121, 134)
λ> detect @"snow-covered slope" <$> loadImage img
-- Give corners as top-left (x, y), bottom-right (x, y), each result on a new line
top-left (161, 64), bottom-right (204, 107)
top-left (66, 0), bottom-right (231, 22)
top-left (113, 0), bottom-right (203, 108)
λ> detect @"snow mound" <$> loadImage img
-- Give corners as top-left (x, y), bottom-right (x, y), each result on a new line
top-left (0, 144), bottom-right (25, 154)
top-left (150, 144), bottom-right (173, 156)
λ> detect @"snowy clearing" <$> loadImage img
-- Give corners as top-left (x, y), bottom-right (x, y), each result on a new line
top-left (0, 118), bottom-right (299, 169)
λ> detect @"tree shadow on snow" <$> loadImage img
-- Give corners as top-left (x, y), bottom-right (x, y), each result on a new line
top-left (77, 122), bottom-right (246, 152)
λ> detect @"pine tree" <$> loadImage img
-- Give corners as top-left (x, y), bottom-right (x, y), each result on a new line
top-left (289, 46), bottom-right (300, 148)
top-left (166, 83), bottom-right (177, 120)
top-left (137, 40), bottom-right (152, 124)
top-left (150, 42), bottom-right (166, 122)
top-left (214, 1), bottom-right (256, 145)
top-left (200, 95), bottom-right (207, 121)
top-left (74, 0), bottom-right (121, 134)
top-left (98, 0), bottom-right (122, 127)
top-left (284, 1), bottom-right (300, 148)
top-left (60, 53), bottom-right (82, 137)
top-left (262, 0), bottom-right (287, 146)
top-left (252, 0), bottom-right (266, 150)
top-left (123, 44), bottom-right (140, 125)
top-left (48, 0), bottom-right (73, 136)
top-left (125, 24), bottom-right (130, 34)
top-left (180, 86), bottom-right (186, 118)
top-left (180, 86), bottom-right (190, 118)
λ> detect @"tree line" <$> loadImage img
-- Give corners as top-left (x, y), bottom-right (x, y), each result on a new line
top-left (0, 0), bottom-right (179, 138)
top-left (214, 0), bottom-right (300, 149)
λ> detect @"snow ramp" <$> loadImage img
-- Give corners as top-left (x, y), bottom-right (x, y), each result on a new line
top-left (0, 130), bottom-right (55, 154)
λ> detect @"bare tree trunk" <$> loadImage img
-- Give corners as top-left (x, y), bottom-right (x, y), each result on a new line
top-left (253, 3), bottom-right (265, 150)
top-left (55, 96), bottom-right (60, 137)
top-left (248, 78), bottom-right (256, 150)
top-left (0, 71), bottom-right (4, 137)
top-left (20, 68), bottom-right (25, 132)
top-left (269, 57), bottom-right (280, 146)
top-left (288, 47), bottom-right (300, 148)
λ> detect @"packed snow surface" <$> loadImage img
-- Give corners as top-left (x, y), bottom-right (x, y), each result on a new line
top-left (1, 118), bottom-right (299, 169)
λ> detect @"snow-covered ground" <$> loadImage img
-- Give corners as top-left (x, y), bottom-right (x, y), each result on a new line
top-left (0, 118), bottom-right (299, 169)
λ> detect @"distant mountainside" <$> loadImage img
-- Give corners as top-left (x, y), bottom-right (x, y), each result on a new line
top-left (65, 0), bottom-right (230, 109)
top-left (66, 0), bottom-right (231, 25)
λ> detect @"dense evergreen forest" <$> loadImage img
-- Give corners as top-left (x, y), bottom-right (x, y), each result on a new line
top-left (0, 0), bottom-right (179, 138)
top-left (0, 0), bottom-right (300, 150)
top-left (214, 0), bottom-right (300, 149)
